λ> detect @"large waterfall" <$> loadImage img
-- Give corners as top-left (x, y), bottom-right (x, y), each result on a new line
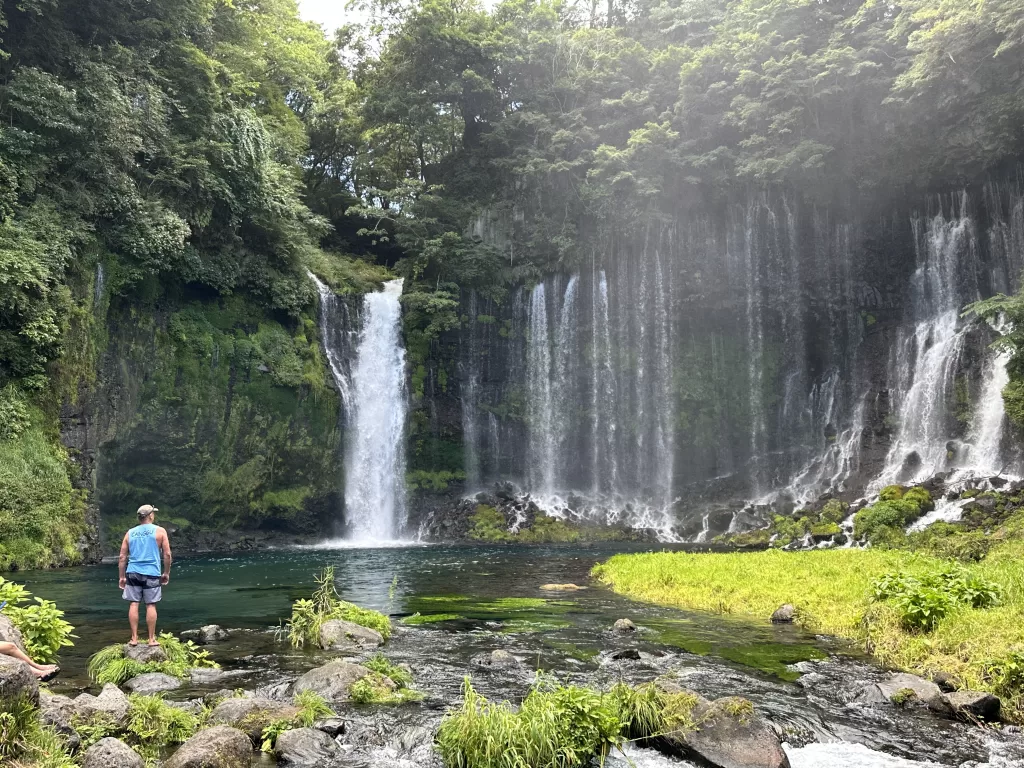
top-left (456, 180), bottom-right (1024, 539)
top-left (344, 279), bottom-right (409, 541)
top-left (310, 274), bottom-right (409, 542)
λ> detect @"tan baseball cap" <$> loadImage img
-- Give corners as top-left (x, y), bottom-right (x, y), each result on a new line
top-left (137, 504), bottom-right (159, 519)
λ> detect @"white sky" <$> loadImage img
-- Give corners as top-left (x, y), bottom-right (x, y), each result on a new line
top-left (298, 0), bottom-right (356, 36)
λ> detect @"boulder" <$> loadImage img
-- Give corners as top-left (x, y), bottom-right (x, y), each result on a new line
top-left (197, 625), bottom-right (230, 644)
top-left (81, 737), bottom-right (144, 768)
top-left (274, 727), bottom-right (342, 766)
top-left (794, 673), bottom-right (826, 690)
top-left (124, 672), bottom-right (182, 694)
top-left (389, 725), bottom-right (433, 752)
top-left (856, 673), bottom-right (952, 715)
top-left (471, 649), bottom-right (520, 669)
top-left (209, 696), bottom-right (300, 744)
top-left (73, 683), bottom-right (131, 723)
top-left (190, 667), bottom-right (230, 685)
top-left (0, 615), bottom-right (27, 653)
top-left (0, 654), bottom-right (39, 708)
top-left (39, 691), bottom-right (80, 750)
top-left (539, 583), bottom-right (585, 591)
top-left (313, 717), bottom-right (347, 736)
top-left (293, 660), bottom-right (372, 702)
top-left (653, 695), bottom-right (790, 768)
top-left (770, 605), bottom-right (796, 624)
top-left (124, 644), bottom-right (168, 664)
top-left (318, 619), bottom-right (384, 652)
top-left (946, 691), bottom-right (1001, 722)
top-left (612, 618), bottom-right (637, 633)
top-left (163, 725), bottom-right (253, 768)
top-left (610, 648), bottom-right (641, 661)
top-left (931, 671), bottom-right (959, 693)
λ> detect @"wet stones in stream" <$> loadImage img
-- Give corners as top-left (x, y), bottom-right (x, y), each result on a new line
top-left (208, 696), bottom-right (301, 744)
top-left (471, 649), bottom-right (521, 669)
top-left (319, 619), bottom-right (385, 652)
top-left (293, 659), bottom-right (382, 702)
top-left (274, 726), bottom-right (343, 766)
top-left (123, 671), bottom-right (182, 694)
top-left (163, 725), bottom-right (253, 768)
top-left (80, 737), bottom-right (144, 768)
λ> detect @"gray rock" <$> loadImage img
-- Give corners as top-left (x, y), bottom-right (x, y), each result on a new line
top-left (81, 737), bottom-right (144, 768)
top-left (190, 667), bottom-right (230, 685)
top-left (389, 725), bottom-right (433, 752)
top-left (123, 643), bottom-right (168, 664)
top-left (771, 604), bottom-right (796, 623)
top-left (613, 618), bottom-right (637, 633)
top-left (471, 649), bottom-right (520, 669)
top-left (856, 673), bottom-right (952, 715)
top-left (275, 727), bottom-right (342, 766)
top-left (653, 695), bottom-right (790, 768)
top-left (163, 725), bottom-right (253, 768)
top-left (318, 619), bottom-right (384, 652)
top-left (0, 615), bottom-right (27, 653)
top-left (197, 625), bottom-right (229, 644)
top-left (293, 660), bottom-right (372, 702)
top-left (209, 696), bottom-right (300, 744)
top-left (946, 690), bottom-right (1001, 722)
top-left (0, 654), bottom-right (39, 709)
top-left (39, 691), bottom-right (80, 749)
top-left (931, 670), bottom-right (959, 692)
top-left (794, 673), bottom-right (826, 690)
top-left (313, 717), bottom-right (348, 736)
top-left (73, 683), bottom-right (131, 723)
top-left (124, 672), bottom-right (182, 694)
top-left (610, 648), bottom-right (641, 661)
top-left (169, 698), bottom-right (207, 716)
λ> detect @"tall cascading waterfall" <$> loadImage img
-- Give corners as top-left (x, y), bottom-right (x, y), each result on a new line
top-left (344, 279), bottom-right (409, 541)
top-left (460, 290), bottom-right (483, 492)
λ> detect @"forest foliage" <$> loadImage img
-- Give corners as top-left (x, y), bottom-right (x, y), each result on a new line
top-left (1, 0), bottom-right (1023, 562)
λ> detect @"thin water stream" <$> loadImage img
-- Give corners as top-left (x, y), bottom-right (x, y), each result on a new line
top-left (18, 545), bottom-right (1022, 767)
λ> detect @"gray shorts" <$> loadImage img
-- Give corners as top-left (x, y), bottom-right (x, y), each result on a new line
top-left (123, 573), bottom-right (162, 604)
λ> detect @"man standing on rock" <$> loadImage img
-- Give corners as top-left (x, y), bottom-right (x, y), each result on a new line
top-left (119, 504), bottom-right (172, 646)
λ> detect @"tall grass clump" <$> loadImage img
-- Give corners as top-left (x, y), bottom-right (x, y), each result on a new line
top-left (437, 676), bottom-right (629, 768)
top-left (350, 654), bottom-right (424, 705)
top-left (287, 567), bottom-right (391, 647)
top-left (88, 633), bottom-right (217, 685)
top-left (0, 576), bottom-right (75, 663)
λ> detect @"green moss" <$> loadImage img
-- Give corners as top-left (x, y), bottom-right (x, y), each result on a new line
top-left (810, 522), bottom-right (841, 537)
top-left (891, 687), bottom-right (917, 705)
top-left (402, 612), bottom-right (462, 625)
top-left (467, 505), bottom-right (636, 544)
top-left (350, 672), bottom-right (424, 705)
top-left (407, 469), bottom-right (466, 492)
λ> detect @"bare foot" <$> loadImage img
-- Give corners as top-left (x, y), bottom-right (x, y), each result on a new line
top-left (147, 639), bottom-right (160, 647)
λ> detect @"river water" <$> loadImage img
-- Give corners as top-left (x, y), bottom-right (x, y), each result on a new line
top-left (18, 544), bottom-right (1023, 767)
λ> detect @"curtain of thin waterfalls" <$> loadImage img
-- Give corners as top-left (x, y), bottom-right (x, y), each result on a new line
top-left (875, 194), bottom-right (981, 487)
top-left (461, 290), bottom-right (482, 492)
top-left (344, 279), bottom-right (408, 541)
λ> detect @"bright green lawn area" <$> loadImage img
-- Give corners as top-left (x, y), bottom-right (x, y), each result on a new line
top-left (593, 544), bottom-right (1024, 718)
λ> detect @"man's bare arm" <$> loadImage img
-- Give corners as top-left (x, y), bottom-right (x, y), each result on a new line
top-left (118, 533), bottom-right (130, 588)
top-left (160, 528), bottom-right (173, 584)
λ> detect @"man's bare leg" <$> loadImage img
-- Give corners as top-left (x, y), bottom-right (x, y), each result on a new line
top-left (0, 641), bottom-right (57, 678)
top-left (128, 601), bottom-right (140, 645)
top-left (146, 603), bottom-right (158, 645)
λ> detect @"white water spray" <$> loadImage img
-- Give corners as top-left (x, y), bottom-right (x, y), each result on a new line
top-left (344, 279), bottom-right (409, 542)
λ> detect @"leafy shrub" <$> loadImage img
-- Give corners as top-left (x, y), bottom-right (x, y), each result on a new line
top-left (87, 633), bottom-right (217, 685)
top-left (287, 567), bottom-right (391, 648)
top-left (854, 500), bottom-right (920, 541)
top-left (871, 565), bottom-right (1001, 632)
top-left (902, 486), bottom-right (935, 512)
top-left (879, 485), bottom-right (905, 501)
top-left (819, 499), bottom-right (849, 525)
top-left (0, 576), bottom-right (75, 663)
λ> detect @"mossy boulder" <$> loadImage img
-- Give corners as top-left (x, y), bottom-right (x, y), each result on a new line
top-left (163, 725), bottom-right (253, 768)
top-left (209, 697), bottom-right (301, 745)
top-left (292, 660), bottom-right (372, 702)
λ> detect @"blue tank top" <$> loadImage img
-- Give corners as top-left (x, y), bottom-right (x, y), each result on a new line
top-left (126, 523), bottom-right (162, 577)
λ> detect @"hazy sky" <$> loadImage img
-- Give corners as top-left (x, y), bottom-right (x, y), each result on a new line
top-left (298, 0), bottom-right (352, 36)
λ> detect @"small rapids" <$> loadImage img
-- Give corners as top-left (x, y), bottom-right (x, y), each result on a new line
top-left (19, 545), bottom-right (1024, 768)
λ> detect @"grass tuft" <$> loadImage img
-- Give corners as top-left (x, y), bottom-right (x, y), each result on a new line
top-left (287, 567), bottom-right (391, 647)
top-left (87, 633), bottom-right (218, 685)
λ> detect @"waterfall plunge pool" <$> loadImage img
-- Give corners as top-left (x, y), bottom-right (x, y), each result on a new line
top-left (18, 544), bottom-right (1020, 768)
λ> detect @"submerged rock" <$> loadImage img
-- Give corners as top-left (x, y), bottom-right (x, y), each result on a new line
top-left (856, 673), bottom-right (952, 715)
top-left (81, 737), bottom-right (144, 768)
top-left (197, 625), bottom-right (230, 644)
top-left (293, 660), bottom-right (372, 701)
top-left (652, 694), bottom-right (790, 768)
top-left (770, 604), bottom-right (796, 623)
top-left (274, 727), bottom-right (342, 766)
top-left (209, 696), bottom-right (300, 744)
top-left (163, 725), bottom-right (252, 768)
top-left (609, 648), bottom-right (641, 661)
top-left (540, 583), bottom-right (585, 591)
top-left (946, 690), bottom-right (1001, 722)
top-left (190, 667), bottom-right (230, 685)
top-left (0, 655), bottom-right (39, 708)
top-left (124, 643), bottom-right (168, 663)
top-left (318, 619), bottom-right (384, 652)
top-left (471, 649), bottom-right (520, 669)
top-left (124, 672), bottom-right (182, 694)
top-left (613, 618), bottom-right (637, 633)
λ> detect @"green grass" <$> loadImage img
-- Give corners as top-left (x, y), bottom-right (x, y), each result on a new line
top-left (350, 654), bottom-right (423, 705)
top-left (593, 543), bottom-right (1024, 719)
top-left (87, 633), bottom-right (218, 685)
top-left (435, 676), bottom-right (703, 768)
